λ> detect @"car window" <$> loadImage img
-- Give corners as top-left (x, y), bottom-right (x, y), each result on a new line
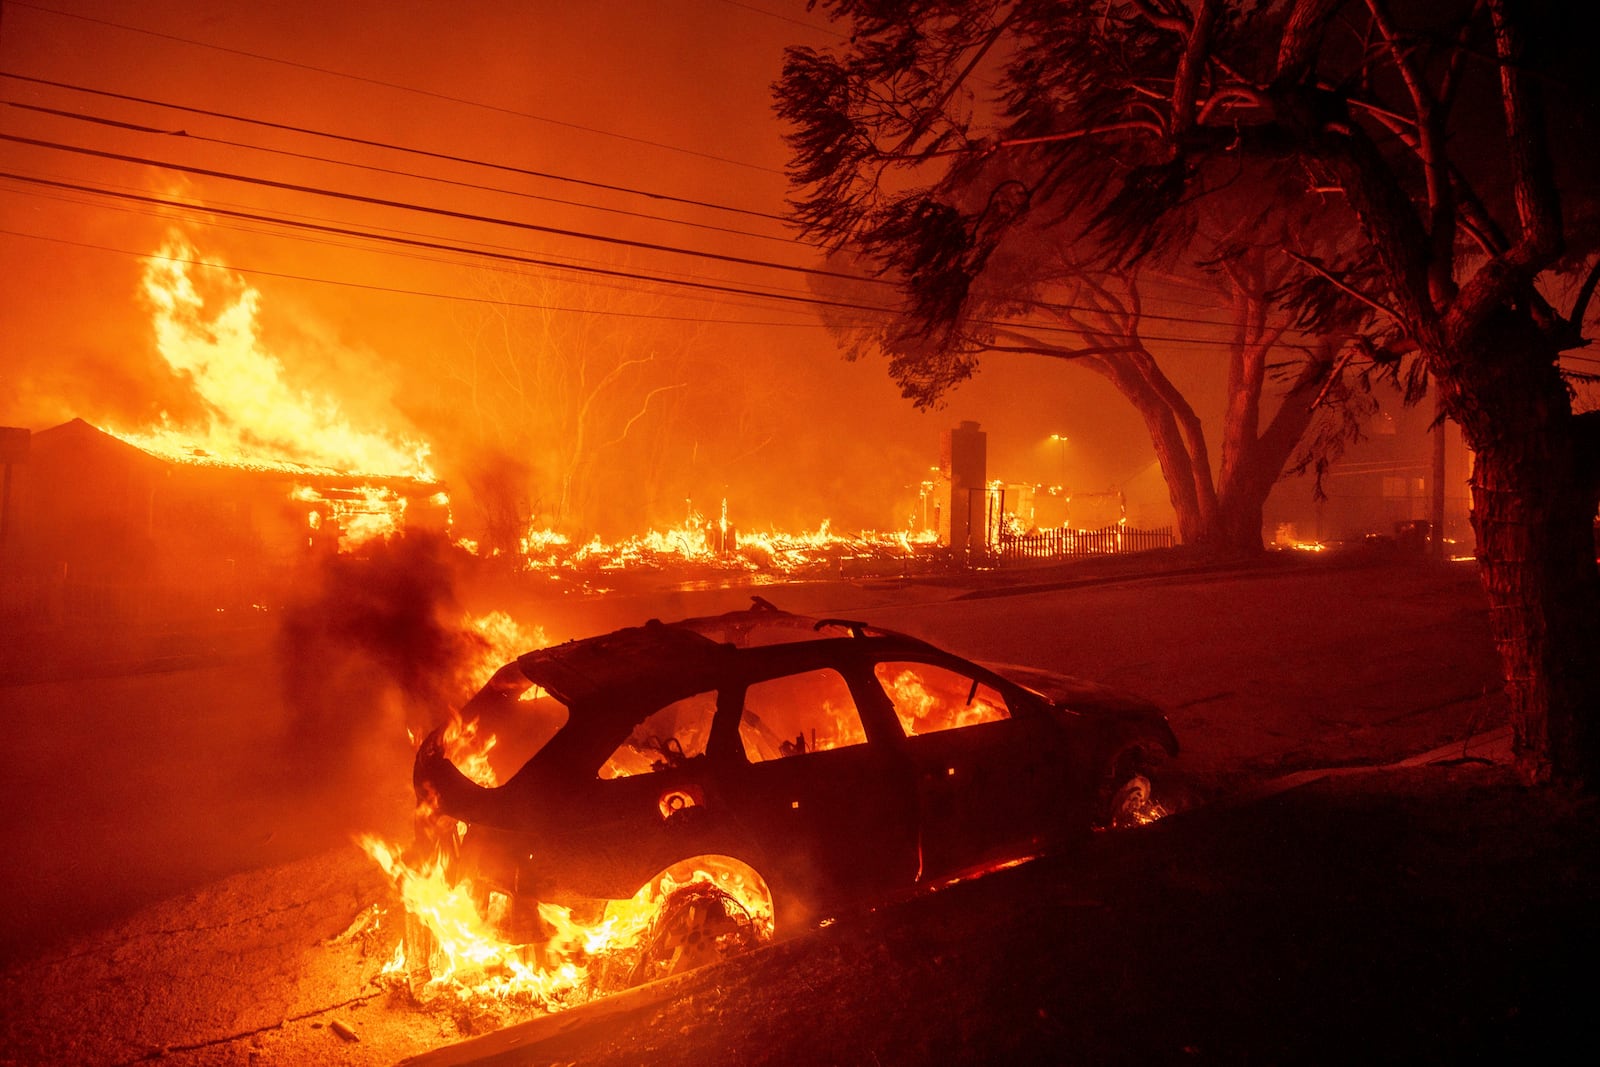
top-left (455, 667), bottom-right (571, 784)
top-left (874, 661), bottom-right (1010, 736)
top-left (598, 690), bottom-right (719, 779)
top-left (739, 668), bottom-right (867, 762)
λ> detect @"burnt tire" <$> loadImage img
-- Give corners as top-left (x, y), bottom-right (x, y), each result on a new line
top-left (628, 881), bottom-right (762, 986)
top-left (1096, 742), bottom-right (1170, 830)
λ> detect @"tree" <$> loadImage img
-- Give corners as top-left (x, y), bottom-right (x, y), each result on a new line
top-left (439, 270), bottom-right (696, 544)
top-left (774, 0), bottom-right (1600, 786)
top-left (778, 10), bottom-right (1376, 556)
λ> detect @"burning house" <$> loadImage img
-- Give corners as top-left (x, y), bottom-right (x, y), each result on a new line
top-left (0, 418), bottom-right (445, 624)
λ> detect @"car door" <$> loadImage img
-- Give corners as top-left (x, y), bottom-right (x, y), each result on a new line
top-left (872, 658), bottom-right (1070, 878)
top-left (553, 687), bottom-right (735, 899)
top-left (713, 664), bottom-right (920, 920)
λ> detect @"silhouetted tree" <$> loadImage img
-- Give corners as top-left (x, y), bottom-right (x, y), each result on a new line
top-left (775, 0), bottom-right (1600, 786)
top-left (443, 271), bottom-right (695, 540)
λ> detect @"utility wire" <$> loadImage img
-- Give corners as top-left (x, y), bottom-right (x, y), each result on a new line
top-left (0, 167), bottom-right (1350, 350)
top-left (0, 131), bottom-right (863, 282)
top-left (0, 87), bottom-right (1254, 313)
top-left (0, 138), bottom-right (1283, 333)
top-left (4, 98), bottom-right (799, 248)
top-left (1, 130), bottom-right (1267, 331)
top-left (0, 224), bottom-right (836, 328)
top-left (0, 173), bottom-right (833, 311)
top-left (0, 75), bottom-right (1274, 317)
top-left (0, 71), bottom-right (788, 223)
top-left (0, 170), bottom-right (902, 315)
top-left (6, 0), bottom-right (780, 174)
top-left (0, 72), bottom-right (1315, 319)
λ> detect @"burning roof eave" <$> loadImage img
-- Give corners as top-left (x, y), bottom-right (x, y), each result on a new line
top-left (49, 419), bottom-right (440, 491)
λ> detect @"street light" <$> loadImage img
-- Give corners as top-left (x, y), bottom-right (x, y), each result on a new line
top-left (1047, 433), bottom-right (1068, 486)
top-left (1048, 433), bottom-right (1069, 528)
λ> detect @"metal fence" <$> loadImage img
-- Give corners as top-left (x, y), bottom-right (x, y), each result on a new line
top-left (996, 524), bottom-right (1174, 564)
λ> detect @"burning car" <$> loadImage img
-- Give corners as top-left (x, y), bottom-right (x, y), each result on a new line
top-left (409, 599), bottom-right (1176, 986)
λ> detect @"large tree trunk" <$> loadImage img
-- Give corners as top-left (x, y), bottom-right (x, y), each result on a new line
top-left (1212, 494), bottom-right (1267, 556)
top-left (1207, 344), bottom-right (1337, 559)
top-left (1090, 354), bottom-right (1218, 545)
top-left (1448, 317), bottom-right (1600, 786)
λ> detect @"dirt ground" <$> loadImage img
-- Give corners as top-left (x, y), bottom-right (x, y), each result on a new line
top-left (4, 551), bottom-right (1593, 1066)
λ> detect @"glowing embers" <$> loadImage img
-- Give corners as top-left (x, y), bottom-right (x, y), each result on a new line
top-left (360, 841), bottom-right (773, 1020)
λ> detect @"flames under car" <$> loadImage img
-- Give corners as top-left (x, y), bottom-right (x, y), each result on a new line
top-left (411, 600), bottom-right (1177, 978)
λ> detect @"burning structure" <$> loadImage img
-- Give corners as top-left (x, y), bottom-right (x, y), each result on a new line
top-left (0, 417), bottom-right (444, 624)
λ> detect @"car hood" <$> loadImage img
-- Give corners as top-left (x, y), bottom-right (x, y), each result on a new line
top-left (981, 661), bottom-right (1164, 716)
top-left (985, 661), bottom-right (1177, 756)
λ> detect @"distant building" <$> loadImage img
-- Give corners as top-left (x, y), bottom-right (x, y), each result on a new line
top-left (1264, 402), bottom-right (1473, 550)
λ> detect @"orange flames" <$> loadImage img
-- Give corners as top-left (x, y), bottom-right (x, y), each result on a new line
top-left (360, 838), bottom-right (773, 1015)
top-left (121, 234), bottom-right (435, 482)
top-left (420, 610), bottom-right (550, 786)
top-left (494, 506), bottom-right (938, 578)
top-left (108, 236), bottom-right (951, 565)
top-left (361, 609), bottom-right (780, 1018)
top-left (91, 233), bottom-right (445, 555)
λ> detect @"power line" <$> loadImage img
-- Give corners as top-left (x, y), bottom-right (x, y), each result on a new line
top-left (0, 73), bottom-right (1286, 319)
top-left (0, 76), bottom-right (1303, 321)
top-left (7, 0), bottom-right (780, 174)
top-left (0, 168), bottom-right (1352, 351)
top-left (0, 169), bottom-right (831, 311)
top-left (0, 71), bottom-right (788, 223)
top-left (0, 86), bottom-right (1296, 314)
top-left (0, 131), bottom-right (862, 283)
top-left (3, 97), bottom-right (799, 248)
top-left (0, 132), bottom-right (1288, 336)
top-left (3, 127), bottom-right (1292, 338)
top-left (0, 170), bottom-right (903, 316)
top-left (0, 223), bottom-right (837, 328)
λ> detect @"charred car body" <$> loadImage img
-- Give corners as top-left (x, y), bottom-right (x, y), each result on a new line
top-left (414, 600), bottom-right (1176, 960)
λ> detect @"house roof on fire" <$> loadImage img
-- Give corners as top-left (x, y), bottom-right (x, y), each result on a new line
top-left (32, 418), bottom-right (436, 491)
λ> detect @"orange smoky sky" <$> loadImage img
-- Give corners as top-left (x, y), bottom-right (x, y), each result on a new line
top-left (0, 0), bottom-right (1196, 537)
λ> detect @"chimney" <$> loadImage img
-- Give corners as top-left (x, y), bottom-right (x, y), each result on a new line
top-left (939, 421), bottom-right (986, 558)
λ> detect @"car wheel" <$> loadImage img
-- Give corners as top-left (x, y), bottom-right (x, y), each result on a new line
top-left (628, 881), bottom-right (764, 985)
top-left (1098, 743), bottom-right (1169, 829)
